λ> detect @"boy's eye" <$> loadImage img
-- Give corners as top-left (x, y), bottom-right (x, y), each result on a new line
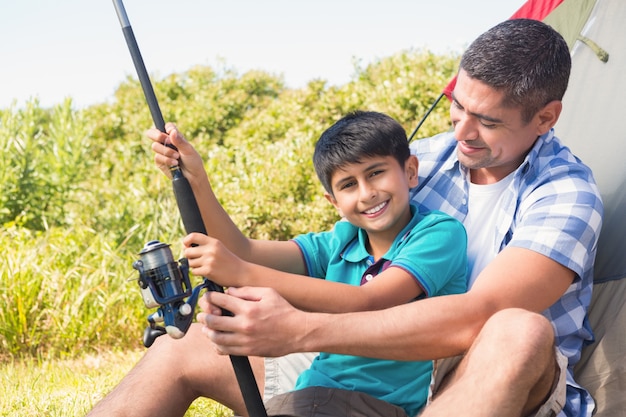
top-left (369, 170), bottom-right (384, 178)
top-left (339, 181), bottom-right (356, 190)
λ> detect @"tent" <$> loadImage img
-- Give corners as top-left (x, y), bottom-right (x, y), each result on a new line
top-left (421, 0), bottom-right (626, 415)
top-left (553, 1), bottom-right (626, 416)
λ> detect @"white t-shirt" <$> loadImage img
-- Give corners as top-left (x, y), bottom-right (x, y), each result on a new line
top-left (464, 174), bottom-right (514, 287)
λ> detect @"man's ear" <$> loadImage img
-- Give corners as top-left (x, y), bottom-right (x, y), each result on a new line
top-left (405, 155), bottom-right (419, 188)
top-left (535, 100), bottom-right (562, 135)
top-left (324, 192), bottom-right (344, 217)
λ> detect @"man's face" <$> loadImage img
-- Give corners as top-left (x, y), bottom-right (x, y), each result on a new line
top-left (450, 70), bottom-right (541, 184)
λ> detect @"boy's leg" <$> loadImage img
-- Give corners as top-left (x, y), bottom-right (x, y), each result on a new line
top-left (87, 323), bottom-right (265, 417)
top-left (422, 309), bottom-right (562, 417)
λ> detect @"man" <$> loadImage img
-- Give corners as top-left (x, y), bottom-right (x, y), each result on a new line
top-left (89, 18), bottom-right (602, 417)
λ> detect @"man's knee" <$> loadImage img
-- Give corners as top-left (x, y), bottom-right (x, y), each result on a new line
top-left (480, 308), bottom-right (554, 354)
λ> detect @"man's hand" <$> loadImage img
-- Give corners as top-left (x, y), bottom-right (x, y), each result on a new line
top-left (197, 286), bottom-right (307, 357)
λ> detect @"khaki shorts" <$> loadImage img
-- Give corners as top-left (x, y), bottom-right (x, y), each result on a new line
top-left (265, 386), bottom-right (408, 417)
top-left (428, 348), bottom-right (568, 417)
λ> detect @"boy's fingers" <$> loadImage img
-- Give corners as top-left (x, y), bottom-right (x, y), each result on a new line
top-left (226, 286), bottom-right (265, 302)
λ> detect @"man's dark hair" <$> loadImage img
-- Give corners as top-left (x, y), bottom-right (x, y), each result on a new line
top-left (460, 18), bottom-right (571, 123)
top-left (313, 110), bottom-right (409, 194)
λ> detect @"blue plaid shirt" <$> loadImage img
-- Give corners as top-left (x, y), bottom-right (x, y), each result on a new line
top-left (410, 129), bottom-right (603, 417)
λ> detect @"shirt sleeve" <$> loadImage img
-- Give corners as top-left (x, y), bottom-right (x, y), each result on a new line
top-left (509, 160), bottom-right (603, 281)
top-left (292, 220), bottom-right (357, 279)
top-left (392, 211), bottom-right (468, 297)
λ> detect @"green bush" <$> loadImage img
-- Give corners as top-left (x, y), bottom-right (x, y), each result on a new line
top-left (0, 49), bottom-right (458, 360)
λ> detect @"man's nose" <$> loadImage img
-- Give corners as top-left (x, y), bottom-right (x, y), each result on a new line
top-left (453, 116), bottom-right (479, 141)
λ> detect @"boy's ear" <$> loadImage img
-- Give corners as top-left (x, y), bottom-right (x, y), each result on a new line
top-left (406, 155), bottom-right (419, 187)
top-left (324, 192), bottom-right (344, 217)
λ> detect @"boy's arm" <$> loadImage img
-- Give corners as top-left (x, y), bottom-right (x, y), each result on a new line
top-left (184, 232), bottom-right (423, 312)
top-left (148, 123), bottom-right (303, 273)
top-left (187, 215), bottom-right (467, 313)
top-left (238, 214), bottom-right (466, 312)
top-left (230, 260), bottom-right (424, 313)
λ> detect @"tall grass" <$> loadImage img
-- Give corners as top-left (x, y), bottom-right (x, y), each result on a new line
top-left (0, 224), bottom-right (147, 360)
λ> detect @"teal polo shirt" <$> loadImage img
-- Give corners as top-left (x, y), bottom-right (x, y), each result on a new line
top-left (292, 204), bottom-right (467, 417)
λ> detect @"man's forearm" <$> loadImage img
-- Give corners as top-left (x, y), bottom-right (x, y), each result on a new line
top-left (297, 293), bottom-right (485, 361)
top-left (204, 287), bottom-right (485, 360)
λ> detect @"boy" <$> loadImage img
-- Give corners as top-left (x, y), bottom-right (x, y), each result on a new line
top-left (151, 110), bottom-right (467, 416)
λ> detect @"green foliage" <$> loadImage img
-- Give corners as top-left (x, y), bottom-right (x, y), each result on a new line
top-left (0, 225), bottom-right (146, 360)
top-left (0, 100), bottom-right (92, 231)
top-left (0, 49), bottom-right (458, 360)
top-left (351, 49), bottom-right (458, 138)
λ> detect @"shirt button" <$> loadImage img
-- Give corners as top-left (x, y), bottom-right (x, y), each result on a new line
top-left (365, 274), bottom-right (374, 282)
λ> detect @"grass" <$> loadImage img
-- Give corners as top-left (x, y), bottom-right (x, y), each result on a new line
top-left (0, 350), bottom-right (233, 417)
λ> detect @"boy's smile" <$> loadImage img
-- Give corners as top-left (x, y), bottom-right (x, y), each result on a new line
top-left (363, 200), bottom-right (389, 217)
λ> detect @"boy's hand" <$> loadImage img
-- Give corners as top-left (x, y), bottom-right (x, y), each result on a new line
top-left (183, 232), bottom-right (247, 287)
top-left (147, 122), bottom-right (205, 180)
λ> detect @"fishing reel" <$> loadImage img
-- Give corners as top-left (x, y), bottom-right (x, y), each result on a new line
top-left (132, 240), bottom-right (210, 347)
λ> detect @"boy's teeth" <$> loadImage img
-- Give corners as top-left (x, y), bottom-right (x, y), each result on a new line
top-left (365, 202), bottom-right (386, 214)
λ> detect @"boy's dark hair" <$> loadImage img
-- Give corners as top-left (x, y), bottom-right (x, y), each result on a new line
top-left (460, 18), bottom-right (571, 124)
top-left (313, 110), bottom-right (409, 195)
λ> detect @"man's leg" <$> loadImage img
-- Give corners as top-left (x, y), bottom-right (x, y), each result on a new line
top-left (422, 309), bottom-right (559, 417)
top-left (87, 323), bottom-right (265, 417)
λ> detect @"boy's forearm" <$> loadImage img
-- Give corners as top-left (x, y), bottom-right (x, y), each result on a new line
top-left (237, 263), bottom-right (354, 311)
top-left (240, 263), bottom-right (409, 313)
top-left (185, 171), bottom-right (306, 273)
top-left (186, 171), bottom-right (253, 257)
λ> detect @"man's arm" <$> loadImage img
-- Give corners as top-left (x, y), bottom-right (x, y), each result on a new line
top-left (201, 246), bottom-right (574, 360)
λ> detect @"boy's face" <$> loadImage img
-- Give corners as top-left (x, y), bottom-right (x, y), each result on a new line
top-left (325, 154), bottom-right (419, 243)
top-left (450, 69), bottom-right (561, 184)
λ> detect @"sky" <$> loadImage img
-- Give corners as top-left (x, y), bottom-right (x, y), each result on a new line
top-left (1, 0), bottom-right (525, 109)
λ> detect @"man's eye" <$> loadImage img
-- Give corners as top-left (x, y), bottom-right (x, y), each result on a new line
top-left (480, 120), bottom-right (497, 129)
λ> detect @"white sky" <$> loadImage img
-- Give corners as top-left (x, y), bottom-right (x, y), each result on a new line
top-left (1, 0), bottom-right (525, 109)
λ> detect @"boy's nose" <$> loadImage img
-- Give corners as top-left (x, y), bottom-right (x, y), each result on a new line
top-left (359, 183), bottom-right (376, 201)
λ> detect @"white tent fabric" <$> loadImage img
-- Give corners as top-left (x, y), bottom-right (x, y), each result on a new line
top-left (555, 0), bottom-right (626, 284)
top-left (553, 1), bottom-right (626, 415)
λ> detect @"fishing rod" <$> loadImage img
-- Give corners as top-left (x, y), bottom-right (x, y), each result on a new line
top-left (111, 2), bottom-right (267, 416)
top-left (407, 92), bottom-right (445, 143)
